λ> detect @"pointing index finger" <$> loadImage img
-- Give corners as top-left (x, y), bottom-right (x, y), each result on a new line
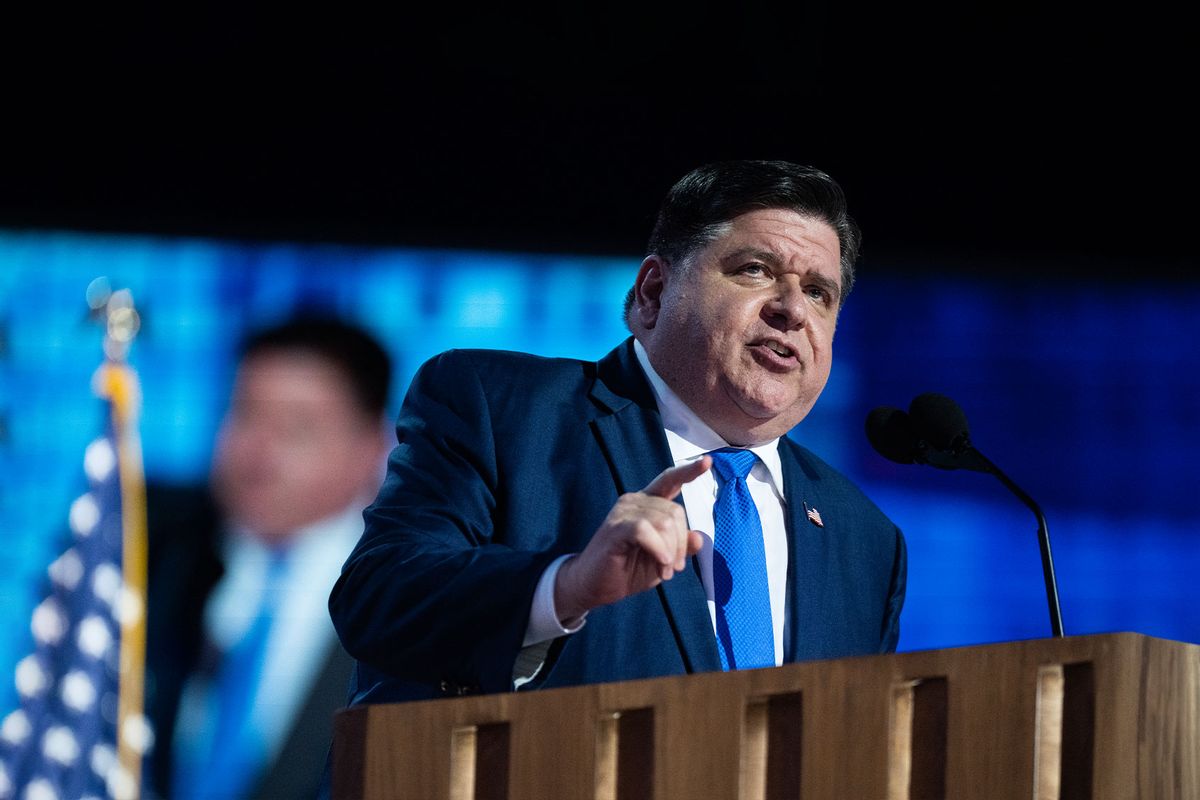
top-left (642, 455), bottom-right (712, 500)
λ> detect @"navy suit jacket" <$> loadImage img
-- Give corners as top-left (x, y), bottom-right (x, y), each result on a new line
top-left (329, 339), bottom-right (906, 707)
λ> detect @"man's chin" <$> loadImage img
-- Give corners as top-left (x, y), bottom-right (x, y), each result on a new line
top-left (742, 393), bottom-right (822, 436)
top-left (226, 500), bottom-right (294, 540)
top-left (704, 381), bottom-right (817, 443)
top-left (713, 408), bottom-right (806, 447)
top-left (234, 518), bottom-right (301, 545)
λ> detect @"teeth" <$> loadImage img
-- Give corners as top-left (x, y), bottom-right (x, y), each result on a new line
top-left (765, 341), bottom-right (792, 357)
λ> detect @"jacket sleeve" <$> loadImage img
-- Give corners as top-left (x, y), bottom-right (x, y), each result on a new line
top-left (328, 350), bottom-right (559, 694)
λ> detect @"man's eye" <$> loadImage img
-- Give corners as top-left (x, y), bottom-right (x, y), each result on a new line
top-left (741, 263), bottom-right (767, 277)
top-left (807, 286), bottom-right (831, 304)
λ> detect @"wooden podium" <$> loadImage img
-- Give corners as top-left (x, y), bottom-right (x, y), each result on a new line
top-left (332, 633), bottom-right (1198, 799)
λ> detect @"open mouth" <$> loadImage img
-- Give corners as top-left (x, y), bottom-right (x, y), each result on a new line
top-left (763, 340), bottom-right (793, 358)
top-left (749, 339), bottom-right (799, 369)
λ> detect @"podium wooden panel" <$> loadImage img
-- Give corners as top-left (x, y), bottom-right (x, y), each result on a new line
top-left (333, 633), bottom-right (1199, 799)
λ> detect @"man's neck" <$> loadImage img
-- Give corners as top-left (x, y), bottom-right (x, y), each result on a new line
top-left (632, 338), bottom-right (732, 453)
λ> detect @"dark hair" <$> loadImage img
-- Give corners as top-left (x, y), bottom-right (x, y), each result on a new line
top-left (625, 160), bottom-right (861, 319)
top-left (240, 317), bottom-right (392, 417)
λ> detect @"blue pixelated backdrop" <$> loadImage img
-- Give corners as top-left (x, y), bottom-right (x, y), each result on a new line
top-left (1, 229), bottom-right (1197, 714)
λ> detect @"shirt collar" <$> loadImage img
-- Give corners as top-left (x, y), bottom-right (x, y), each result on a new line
top-left (210, 500), bottom-right (368, 648)
top-left (632, 338), bottom-right (786, 497)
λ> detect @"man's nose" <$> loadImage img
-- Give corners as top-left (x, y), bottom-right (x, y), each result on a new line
top-left (763, 280), bottom-right (808, 331)
top-left (221, 417), bottom-right (281, 462)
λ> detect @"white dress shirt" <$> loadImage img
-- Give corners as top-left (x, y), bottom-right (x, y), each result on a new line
top-left (521, 341), bottom-right (789, 668)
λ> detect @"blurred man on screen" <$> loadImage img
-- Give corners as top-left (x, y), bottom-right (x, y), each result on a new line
top-left (146, 317), bottom-right (391, 800)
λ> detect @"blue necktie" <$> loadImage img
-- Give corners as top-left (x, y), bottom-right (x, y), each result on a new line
top-left (709, 448), bottom-right (774, 671)
top-left (174, 552), bottom-right (287, 800)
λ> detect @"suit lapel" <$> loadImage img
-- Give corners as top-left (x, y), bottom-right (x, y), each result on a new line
top-left (250, 641), bottom-right (354, 800)
top-left (588, 340), bottom-right (722, 674)
top-left (780, 438), bottom-right (834, 662)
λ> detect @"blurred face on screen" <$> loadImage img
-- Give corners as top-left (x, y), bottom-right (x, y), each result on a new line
top-left (211, 350), bottom-right (386, 544)
top-left (634, 208), bottom-right (842, 446)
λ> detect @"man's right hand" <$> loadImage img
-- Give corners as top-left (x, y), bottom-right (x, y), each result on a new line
top-left (553, 457), bottom-right (711, 622)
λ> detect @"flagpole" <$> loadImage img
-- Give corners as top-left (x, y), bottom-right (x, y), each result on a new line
top-left (94, 289), bottom-right (150, 800)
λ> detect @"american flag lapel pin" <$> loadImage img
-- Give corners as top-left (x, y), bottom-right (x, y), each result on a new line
top-left (803, 501), bottom-right (824, 528)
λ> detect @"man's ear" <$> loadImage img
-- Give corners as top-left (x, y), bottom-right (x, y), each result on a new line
top-left (632, 255), bottom-right (667, 330)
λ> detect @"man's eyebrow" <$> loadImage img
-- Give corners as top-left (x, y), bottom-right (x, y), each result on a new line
top-left (723, 247), bottom-right (783, 267)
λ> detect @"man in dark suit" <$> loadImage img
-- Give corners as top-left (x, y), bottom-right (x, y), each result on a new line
top-left (145, 318), bottom-right (392, 799)
top-left (330, 161), bottom-right (906, 708)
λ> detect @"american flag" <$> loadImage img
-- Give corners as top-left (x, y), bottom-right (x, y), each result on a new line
top-left (805, 504), bottom-right (824, 528)
top-left (0, 368), bottom-right (152, 800)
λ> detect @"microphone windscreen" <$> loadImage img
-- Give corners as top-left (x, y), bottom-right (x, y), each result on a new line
top-left (908, 392), bottom-right (970, 450)
top-left (865, 406), bottom-right (919, 464)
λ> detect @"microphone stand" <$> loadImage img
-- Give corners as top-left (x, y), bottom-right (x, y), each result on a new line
top-left (917, 442), bottom-right (1065, 638)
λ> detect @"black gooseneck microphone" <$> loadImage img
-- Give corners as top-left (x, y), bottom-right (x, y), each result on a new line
top-left (866, 394), bottom-right (1065, 638)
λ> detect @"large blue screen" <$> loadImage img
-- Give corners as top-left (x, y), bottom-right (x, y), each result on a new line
top-left (1, 229), bottom-right (1196, 714)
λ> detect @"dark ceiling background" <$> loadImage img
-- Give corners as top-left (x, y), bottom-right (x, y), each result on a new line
top-left (2, 7), bottom-right (1194, 274)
